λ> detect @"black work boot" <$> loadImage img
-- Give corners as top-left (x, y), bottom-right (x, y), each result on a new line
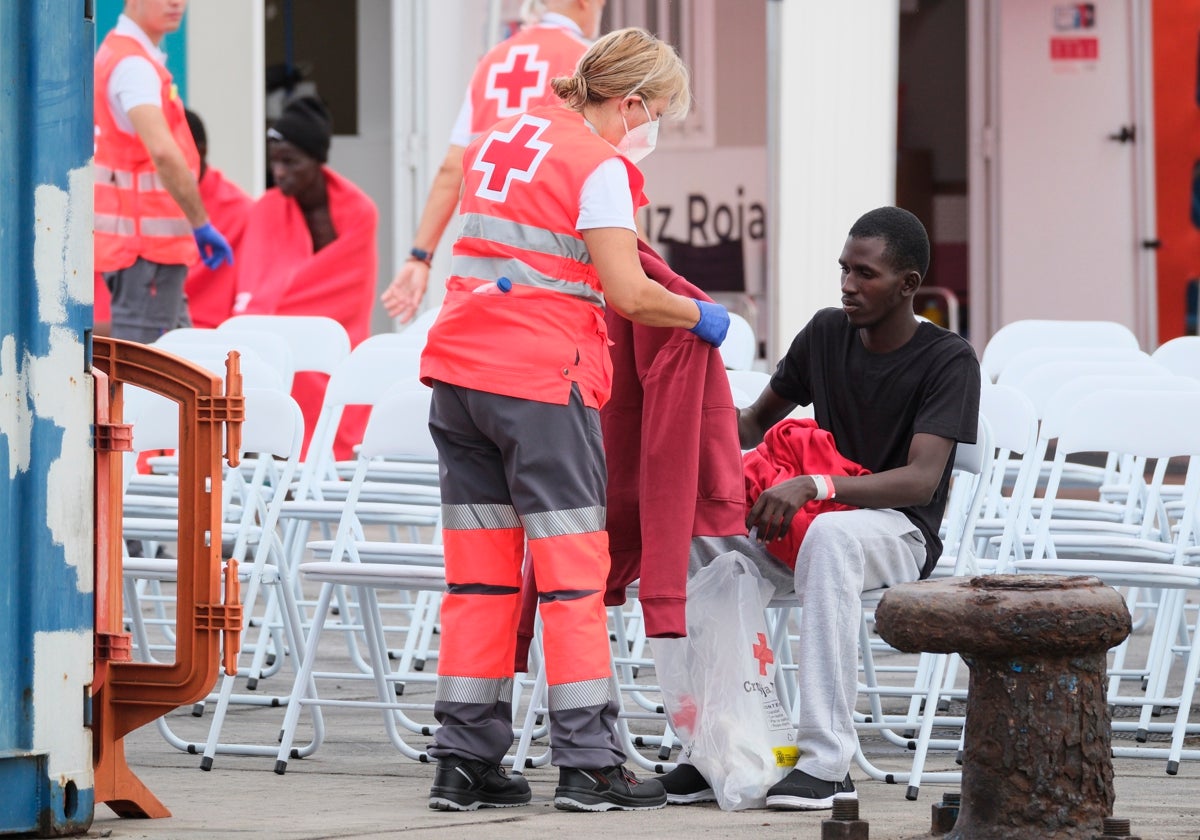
top-left (554, 764), bottom-right (667, 811)
top-left (428, 755), bottom-right (531, 811)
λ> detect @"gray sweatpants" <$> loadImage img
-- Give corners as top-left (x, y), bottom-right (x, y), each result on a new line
top-left (689, 508), bottom-right (924, 781)
top-left (103, 257), bottom-right (191, 343)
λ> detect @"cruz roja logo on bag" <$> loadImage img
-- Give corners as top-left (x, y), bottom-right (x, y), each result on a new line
top-left (751, 631), bottom-right (774, 676)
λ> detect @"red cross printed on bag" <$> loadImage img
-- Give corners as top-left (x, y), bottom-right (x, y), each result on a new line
top-left (752, 632), bottom-right (774, 676)
top-left (471, 114), bottom-right (552, 202)
top-left (485, 45), bottom-right (550, 117)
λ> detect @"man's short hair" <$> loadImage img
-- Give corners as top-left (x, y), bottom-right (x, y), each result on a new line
top-left (848, 206), bottom-right (930, 278)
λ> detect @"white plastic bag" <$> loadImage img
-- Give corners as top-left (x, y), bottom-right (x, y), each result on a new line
top-left (650, 551), bottom-right (798, 810)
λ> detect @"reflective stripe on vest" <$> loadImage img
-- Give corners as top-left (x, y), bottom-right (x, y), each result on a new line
top-left (140, 217), bottom-right (193, 237)
top-left (94, 164), bottom-right (134, 189)
top-left (94, 214), bottom-right (136, 236)
top-left (454, 211), bottom-right (601, 302)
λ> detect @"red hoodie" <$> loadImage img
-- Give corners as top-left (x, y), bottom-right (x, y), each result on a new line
top-left (515, 241), bottom-right (746, 665)
top-left (602, 240), bottom-right (748, 636)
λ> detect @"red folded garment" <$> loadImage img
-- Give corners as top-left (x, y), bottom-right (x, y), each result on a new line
top-left (743, 418), bottom-right (870, 567)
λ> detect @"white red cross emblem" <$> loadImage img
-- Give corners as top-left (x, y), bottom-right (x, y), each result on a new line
top-left (471, 114), bottom-right (552, 202)
top-left (485, 45), bottom-right (550, 118)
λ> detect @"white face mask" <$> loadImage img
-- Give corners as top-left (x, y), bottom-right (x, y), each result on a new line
top-left (617, 99), bottom-right (659, 164)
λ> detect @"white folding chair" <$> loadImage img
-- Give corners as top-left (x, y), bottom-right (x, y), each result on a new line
top-left (218, 314), bottom-right (350, 380)
top-left (120, 388), bottom-right (317, 764)
top-left (1004, 387), bottom-right (1200, 775)
top-left (1151, 336), bottom-right (1200, 380)
top-left (156, 327), bottom-right (295, 390)
top-left (725, 368), bottom-right (771, 406)
top-left (980, 319), bottom-right (1140, 383)
top-left (273, 388), bottom-right (453, 772)
top-left (718, 311), bottom-right (757, 371)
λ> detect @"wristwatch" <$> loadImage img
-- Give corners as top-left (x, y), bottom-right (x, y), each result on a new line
top-left (409, 247), bottom-right (433, 265)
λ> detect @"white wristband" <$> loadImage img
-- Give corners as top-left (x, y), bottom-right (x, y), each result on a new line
top-left (811, 474), bottom-right (829, 501)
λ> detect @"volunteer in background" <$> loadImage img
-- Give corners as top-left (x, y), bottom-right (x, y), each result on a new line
top-left (94, 0), bottom-right (233, 343)
top-left (381, 0), bottom-right (606, 324)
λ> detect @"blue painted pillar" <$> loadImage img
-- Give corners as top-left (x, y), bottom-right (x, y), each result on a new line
top-left (0, 1), bottom-right (97, 835)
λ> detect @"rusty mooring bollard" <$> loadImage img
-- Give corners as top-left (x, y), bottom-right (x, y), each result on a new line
top-left (820, 794), bottom-right (869, 839)
top-left (874, 574), bottom-right (1131, 840)
top-left (930, 790), bottom-right (961, 834)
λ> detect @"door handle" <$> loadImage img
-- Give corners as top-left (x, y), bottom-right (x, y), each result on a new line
top-left (1107, 125), bottom-right (1136, 143)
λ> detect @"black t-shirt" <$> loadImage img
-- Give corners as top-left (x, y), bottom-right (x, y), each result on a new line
top-left (770, 308), bottom-right (981, 577)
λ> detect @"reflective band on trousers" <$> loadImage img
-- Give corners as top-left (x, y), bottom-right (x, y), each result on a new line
top-left (451, 254), bottom-right (605, 307)
top-left (436, 675), bottom-right (514, 705)
top-left (522, 506), bottom-right (606, 539)
top-left (442, 503), bottom-right (522, 531)
top-left (547, 677), bottom-right (612, 711)
top-left (459, 213), bottom-right (592, 264)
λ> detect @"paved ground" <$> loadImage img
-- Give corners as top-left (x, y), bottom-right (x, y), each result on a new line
top-left (85, 596), bottom-right (1200, 840)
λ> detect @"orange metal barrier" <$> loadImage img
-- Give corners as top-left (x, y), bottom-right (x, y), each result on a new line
top-left (91, 338), bottom-right (244, 818)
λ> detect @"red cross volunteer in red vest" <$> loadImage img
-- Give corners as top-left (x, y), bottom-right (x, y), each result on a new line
top-left (94, 0), bottom-right (234, 343)
top-left (420, 27), bottom-right (729, 815)
top-left (381, 0), bottom-right (604, 324)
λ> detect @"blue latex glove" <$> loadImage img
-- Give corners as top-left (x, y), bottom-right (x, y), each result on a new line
top-left (689, 299), bottom-right (730, 347)
top-left (193, 222), bottom-right (234, 270)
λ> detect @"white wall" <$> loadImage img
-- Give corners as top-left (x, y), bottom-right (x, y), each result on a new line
top-left (772, 0), bottom-right (900, 360)
top-left (186, 0), bottom-right (265, 196)
top-left (391, 0), bottom-right (495, 328)
top-left (329, 1), bottom-right (394, 334)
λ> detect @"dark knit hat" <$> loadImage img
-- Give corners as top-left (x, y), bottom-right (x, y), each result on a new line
top-left (268, 96), bottom-right (333, 163)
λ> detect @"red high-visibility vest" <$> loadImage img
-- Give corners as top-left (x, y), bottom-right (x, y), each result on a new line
top-left (466, 23), bottom-right (589, 140)
top-left (421, 106), bottom-right (645, 409)
top-left (94, 32), bottom-right (200, 272)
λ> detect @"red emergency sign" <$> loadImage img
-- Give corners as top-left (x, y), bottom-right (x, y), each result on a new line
top-left (1050, 36), bottom-right (1099, 60)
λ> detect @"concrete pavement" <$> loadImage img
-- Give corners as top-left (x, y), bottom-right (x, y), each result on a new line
top-left (88, 625), bottom-right (1200, 840)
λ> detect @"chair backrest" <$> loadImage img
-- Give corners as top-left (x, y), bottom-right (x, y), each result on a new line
top-left (359, 388), bottom-right (436, 462)
top-left (719, 312), bottom-right (757, 371)
top-left (240, 388), bottom-right (305, 460)
top-left (977, 383), bottom-right (1040, 561)
top-left (407, 304), bottom-right (442, 334)
top-left (725, 368), bottom-right (771, 409)
top-left (1151, 336), bottom-right (1200, 380)
top-left (219, 315), bottom-right (350, 375)
top-left (297, 344), bottom-right (426, 494)
top-left (156, 328), bottom-right (295, 390)
top-left (1039, 374), bottom-right (1200, 441)
top-left (996, 346), bottom-right (1151, 390)
top-left (323, 345), bottom-right (423, 406)
top-left (940, 415), bottom-right (994, 574)
top-left (1028, 387), bottom-right (1200, 562)
top-left (981, 319), bottom-right (1140, 382)
top-left (158, 347), bottom-right (286, 394)
top-left (1005, 358), bottom-right (1168, 419)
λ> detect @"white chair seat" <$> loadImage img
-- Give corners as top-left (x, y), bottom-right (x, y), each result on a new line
top-left (300, 561), bottom-right (447, 590)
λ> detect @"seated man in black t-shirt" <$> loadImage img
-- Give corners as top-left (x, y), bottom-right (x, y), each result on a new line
top-left (658, 206), bottom-right (981, 810)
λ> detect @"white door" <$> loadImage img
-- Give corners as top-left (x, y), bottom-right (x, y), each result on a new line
top-left (971, 0), bottom-right (1156, 345)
